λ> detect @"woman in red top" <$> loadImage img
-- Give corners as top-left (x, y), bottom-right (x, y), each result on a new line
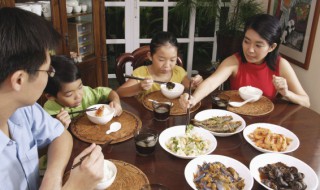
top-left (180, 14), bottom-right (310, 107)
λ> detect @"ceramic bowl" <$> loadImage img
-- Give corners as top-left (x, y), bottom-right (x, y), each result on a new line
top-left (86, 104), bottom-right (115, 125)
top-left (239, 86), bottom-right (262, 102)
top-left (95, 160), bottom-right (117, 190)
top-left (160, 82), bottom-right (184, 99)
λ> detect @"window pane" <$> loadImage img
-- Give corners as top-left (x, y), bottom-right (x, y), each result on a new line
top-left (178, 43), bottom-right (188, 70)
top-left (168, 7), bottom-right (189, 38)
top-left (192, 42), bottom-right (213, 72)
top-left (106, 7), bottom-right (124, 39)
top-left (107, 44), bottom-right (125, 74)
top-left (195, 7), bottom-right (215, 37)
top-left (140, 7), bottom-right (163, 38)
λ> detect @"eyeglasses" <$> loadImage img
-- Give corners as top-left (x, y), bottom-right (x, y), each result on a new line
top-left (36, 65), bottom-right (55, 77)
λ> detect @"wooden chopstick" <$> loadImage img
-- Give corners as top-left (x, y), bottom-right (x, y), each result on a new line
top-left (185, 80), bottom-right (193, 133)
top-left (124, 75), bottom-right (166, 84)
top-left (50, 107), bottom-right (97, 117)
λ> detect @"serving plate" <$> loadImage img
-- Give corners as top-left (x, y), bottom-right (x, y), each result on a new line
top-left (250, 153), bottom-right (318, 190)
top-left (243, 123), bottom-right (299, 153)
top-left (185, 155), bottom-right (253, 190)
top-left (194, 109), bottom-right (246, 137)
top-left (159, 125), bottom-right (217, 159)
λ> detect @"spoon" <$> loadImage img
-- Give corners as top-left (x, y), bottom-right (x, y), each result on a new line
top-left (106, 122), bottom-right (122, 134)
top-left (228, 97), bottom-right (258, 107)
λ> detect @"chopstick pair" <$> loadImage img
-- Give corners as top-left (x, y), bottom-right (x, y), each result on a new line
top-left (185, 81), bottom-right (193, 133)
top-left (50, 107), bottom-right (97, 117)
top-left (124, 75), bottom-right (166, 84)
top-left (71, 140), bottom-right (113, 169)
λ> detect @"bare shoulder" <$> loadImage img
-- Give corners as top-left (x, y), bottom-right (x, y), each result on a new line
top-left (279, 57), bottom-right (295, 75)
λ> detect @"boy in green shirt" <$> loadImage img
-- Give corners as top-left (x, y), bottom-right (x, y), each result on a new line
top-left (43, 55), bottom-right (122, 128)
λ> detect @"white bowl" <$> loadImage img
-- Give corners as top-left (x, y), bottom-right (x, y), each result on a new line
top-left (160, 82), bottom-right (184, 99)
top-left (86, 104), bottom-right (115, 125)
top-left (194, 109), bottom-right (246, 137)
top-left (243, 123), bottom-right (300, 153)
top-left (95, 160), bottom-right (117, 190)
top-left (159, 125), bottom-right (217, 159)
top-left (250, 153), bottom-right (318, 190)
top-left (185, 155), bottom-right (254, 190)
top-left (239, 86), bottom-right (263, 102)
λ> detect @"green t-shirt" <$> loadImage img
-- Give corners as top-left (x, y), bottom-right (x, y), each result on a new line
top-left (43, 86), bottom-right (112, 118)
top-left (132, 65), bottom-right (187, 101)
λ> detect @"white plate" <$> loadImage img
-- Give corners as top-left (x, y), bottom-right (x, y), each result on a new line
top-left (243, 123), bottom-right (300, 153)
top-left (159, 125), bottom-right (217, 159)
top-left (185, 155), bottom-right (254, 190)
top-left (194, 109), bottom-right (246, 137)
top-left (250, 153), bottom-right (318, 190)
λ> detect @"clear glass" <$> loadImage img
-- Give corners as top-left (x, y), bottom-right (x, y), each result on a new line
top-left (134, 128), bottom-right (158, 156)
top-left (66, 0), bottom-right (95, 62)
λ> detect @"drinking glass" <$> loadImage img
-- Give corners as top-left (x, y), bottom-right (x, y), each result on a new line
top-left (134, 128), bottom-right (158, 156)
top-left (152, 101), bottom-right (171, 121)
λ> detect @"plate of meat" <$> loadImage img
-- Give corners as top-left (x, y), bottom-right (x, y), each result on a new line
top-left (193, 109), bottom-right (246, 137)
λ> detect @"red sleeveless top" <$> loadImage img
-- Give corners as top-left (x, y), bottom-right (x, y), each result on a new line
top-left (230, 53), bottom-right (280, 99)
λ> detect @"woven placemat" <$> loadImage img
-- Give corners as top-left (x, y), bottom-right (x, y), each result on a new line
top-left (63, 160), bottom-right (149, 190)
top-left (70, 110), bottom-right (142, 144)
top-left (142, 91), bottom-right (201, 115)
top-left (223, 90), bottom-right (274, 116)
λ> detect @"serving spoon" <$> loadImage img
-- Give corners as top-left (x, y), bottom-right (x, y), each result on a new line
top-left (106, 122), bottom-right (122, 134)
top-left (228, 97), bottom-right (258, 107)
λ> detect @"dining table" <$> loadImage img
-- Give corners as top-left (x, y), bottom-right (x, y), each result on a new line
top-left (65, 94), bottom-right (320, 190)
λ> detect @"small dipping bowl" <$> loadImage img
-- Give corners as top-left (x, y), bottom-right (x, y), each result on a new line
top-left (134, 128), bottom-right (158, 156)
top-left (211, 92), bottom-right (230, 109)
top-left (140, 183), bottom-right (169, 190)
top-left (152, 101), bottom-right (172, 121)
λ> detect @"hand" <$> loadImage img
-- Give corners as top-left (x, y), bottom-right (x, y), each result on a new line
top-left (64, 143), bottom-right (104, 190)
top-left (191, 74), bottom-right (203, 88)
top-left (109, 100), bottom-right (123, 116)
top-left (140, 77), bottom-right (153, 91)
top-left (56, 108), bottom-right (71, 128)
top-left (273, 75), bottom-right (289, 97)
top-left (179, 93), bottom-right (195, 110)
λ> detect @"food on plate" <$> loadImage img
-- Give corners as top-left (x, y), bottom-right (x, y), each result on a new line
top-left (259, 162), bottom-right (307, 190)
top-left (165, 130), bottom-right (209, 156)
top-left (192, 115), bottom-right (242, 133)
top-left (248, 127), bottom-right (292, 152)
top-left (193, 162), bottom-right (245, 190)
top-left (95, 105), bottom-right (106, 117)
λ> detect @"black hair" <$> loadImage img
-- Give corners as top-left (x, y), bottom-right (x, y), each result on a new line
top-left (240, 14), bottom-right (281, 70)
top-left (44, 55), bottom-right (81, 97)
top-left (0, 7), bottom-right (61, 84)
top-left (150, 31), bottom-right (179, 55)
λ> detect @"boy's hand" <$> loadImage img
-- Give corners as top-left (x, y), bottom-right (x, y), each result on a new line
top-left (56, 108), bottom-right (71, 128)
top-left (109, 101), bottom-right (123, 116)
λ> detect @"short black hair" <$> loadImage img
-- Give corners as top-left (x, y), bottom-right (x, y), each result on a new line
top-left (44, 55), bottom-right (81, 97)
top-left (240, 14), bottom-right (281, 70)
top-left (0, 7), bottom-right (61, 84)
top-left (150, 31), bottom-right (179, 55)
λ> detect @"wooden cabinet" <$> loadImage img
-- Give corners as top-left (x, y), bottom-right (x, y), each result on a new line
top-left (0, 0), bottom-right (108, 88)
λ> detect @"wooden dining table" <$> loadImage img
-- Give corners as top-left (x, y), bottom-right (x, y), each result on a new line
top-left (65, 95), bottom-right (320, 189)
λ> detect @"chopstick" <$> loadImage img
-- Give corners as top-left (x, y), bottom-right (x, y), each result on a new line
top-left (71, 140), bottom-right (113, 169)
top-left (185, 80), bottom-right (193, 133)
top-left (50, 107), bottom-right (97, 117)
top-left (124, 75), bottom-right (166, 84)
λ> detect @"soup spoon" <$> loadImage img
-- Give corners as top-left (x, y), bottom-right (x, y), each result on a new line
top-left (106, 122), bottom-right (122, 134)
top-left (228, 97), bottom-right (258, 107)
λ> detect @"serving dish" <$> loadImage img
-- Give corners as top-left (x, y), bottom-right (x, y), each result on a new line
top-left (194, 109), bottom-right (246, 137)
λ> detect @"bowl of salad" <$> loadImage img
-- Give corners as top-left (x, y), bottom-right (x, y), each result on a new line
top-left (159, 125), bottom-right (217, 159)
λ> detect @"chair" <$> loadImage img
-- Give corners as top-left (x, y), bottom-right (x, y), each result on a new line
top-left (115, 45), bottom-right (183, 85)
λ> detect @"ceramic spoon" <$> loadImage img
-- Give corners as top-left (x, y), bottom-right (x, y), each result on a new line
top-left (106, 122), bottom-right (122, 134)
top-left (228, 97), bottom-right (258, 107)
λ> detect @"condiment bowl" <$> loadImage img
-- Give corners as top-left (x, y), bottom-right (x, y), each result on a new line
top-left (86, 104), bottom-right (115, 125)
top-left (160, 82), bottom-right (184, 99)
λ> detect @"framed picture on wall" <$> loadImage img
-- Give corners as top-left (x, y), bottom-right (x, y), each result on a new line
top-left (269, 0), bottom-right (320, 70)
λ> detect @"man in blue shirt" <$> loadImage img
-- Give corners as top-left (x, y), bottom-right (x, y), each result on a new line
top-left (0, 7), bottom-right (104, 190)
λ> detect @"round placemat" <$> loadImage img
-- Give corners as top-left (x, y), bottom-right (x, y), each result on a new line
top-left (70, 110), bottom-right (142, 144)
top-left (142, 91), bottom-right (201, 115)
top-left (63, 160), bottom-right (149, 190)
top-left (223, 90), bottom-right (274, 116)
